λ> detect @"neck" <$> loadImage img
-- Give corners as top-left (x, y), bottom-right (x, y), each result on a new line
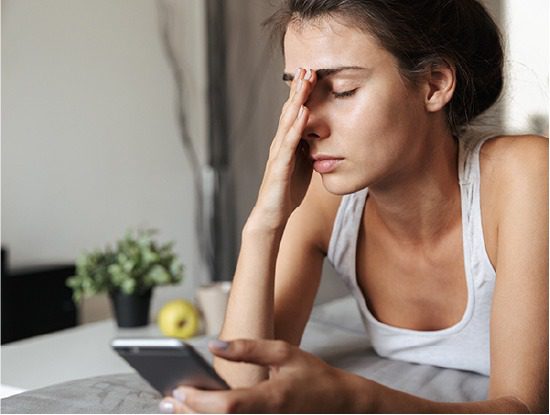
top-left (367, 132), bottom-right (461, 244)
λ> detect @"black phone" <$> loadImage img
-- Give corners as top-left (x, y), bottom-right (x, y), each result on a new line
top-left (111, 337), bottom-right (230, 396)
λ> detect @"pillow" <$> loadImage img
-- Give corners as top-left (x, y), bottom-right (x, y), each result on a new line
top-left (1, 373), bottom-right (158, 414)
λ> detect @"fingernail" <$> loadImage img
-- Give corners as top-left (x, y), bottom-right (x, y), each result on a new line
top-left (304, 69), bottom-right (312, 80)
top-left (296, 79), bottom-right (303, 92)
top-left (209, 339), bottom-right (229, 350)
top-left (294, 67), bottom-right (301, 79)
top-left (173, 388), bottom-right (186, 403)
top-left (159, 400), bottom-right (174, 414)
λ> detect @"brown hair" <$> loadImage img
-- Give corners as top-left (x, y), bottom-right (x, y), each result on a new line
top-left (264, 0), bottom-right (504, 136)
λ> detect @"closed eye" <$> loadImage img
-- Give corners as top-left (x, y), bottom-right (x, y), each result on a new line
top-left (333, 88), bottom-right (358, 99)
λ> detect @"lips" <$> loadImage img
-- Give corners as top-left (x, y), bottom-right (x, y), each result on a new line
top-left (311, 154), bottom-right (343, 174)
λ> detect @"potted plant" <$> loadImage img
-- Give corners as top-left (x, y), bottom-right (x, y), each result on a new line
top-left (67, 229), bottom-right (184, 327)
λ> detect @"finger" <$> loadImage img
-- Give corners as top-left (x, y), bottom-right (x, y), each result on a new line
top-left (279, 71), bottom-right (313, 127)
top-left (288, 67), bottom-right (304, 98)
top-left (280, 67), bottom-right (303, 116)
top-left (277, 68), bottom-right (314, 134)
top-left (298, 68), bottom-right (316, 90)
top-left (208, 338), bottom-right (295, 367)
top-left (270, 69), bottom-right (314, 159)
top-left (285, 68), bottom-right (316, 108)
top-left (159, 397), bottom-right (194, 414)
top-left (174, 385), bottom-right (276, 414)
top-left (173, 386), bottom-right (236, 414)
top-left (271, 100), bottom-right (310, 161)
top-left (305, 67), bottom-right (317, 87)
top-left (277, 105), bottom-right (310, 158)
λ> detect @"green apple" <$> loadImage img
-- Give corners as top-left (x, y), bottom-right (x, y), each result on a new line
top-left (157, 299), bottom-right (200, 339)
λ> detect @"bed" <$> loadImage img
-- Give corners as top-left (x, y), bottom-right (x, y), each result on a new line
top-left (1, 296), bottom-right (488, 413)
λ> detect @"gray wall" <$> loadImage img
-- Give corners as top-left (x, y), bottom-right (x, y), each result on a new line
top-left (225, 1), bottom-right (285, 234)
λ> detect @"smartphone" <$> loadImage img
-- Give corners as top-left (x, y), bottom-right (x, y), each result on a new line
top-left (111, 337), bottom-right (230, 396)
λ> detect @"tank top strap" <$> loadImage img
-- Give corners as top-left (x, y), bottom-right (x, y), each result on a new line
top-left (458, 137), bottom-right (497, 288)
top-left (458, 137), bottom-right (484, 185)
top-left (327, 188), bottom-right (368, 290)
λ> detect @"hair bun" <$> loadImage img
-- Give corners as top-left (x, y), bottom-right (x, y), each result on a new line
top-left (447, 0), bottom-right (504, 129)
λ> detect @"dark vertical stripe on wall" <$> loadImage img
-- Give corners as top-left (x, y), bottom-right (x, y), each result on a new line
top-left (206, 0), bottom-right (236, 281)
top-left (206, 0), bottom-right (228, 168)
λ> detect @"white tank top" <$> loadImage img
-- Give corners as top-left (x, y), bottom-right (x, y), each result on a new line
top-left (327, 137), bottom-right (496, 376)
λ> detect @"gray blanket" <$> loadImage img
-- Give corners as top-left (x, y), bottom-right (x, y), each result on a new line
top-left (1, 296), bottom-right (488, 413)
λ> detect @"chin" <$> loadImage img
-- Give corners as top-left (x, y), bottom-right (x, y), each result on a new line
top-left (320, 174), bottom-right (367, 196)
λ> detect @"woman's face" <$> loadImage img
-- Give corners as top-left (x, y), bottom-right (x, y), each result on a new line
top-left (284, 18), bottom-right (430, 195)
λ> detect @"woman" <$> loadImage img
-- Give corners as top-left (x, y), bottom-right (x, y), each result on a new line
top-left (161, 0), bottom-right (548, 412)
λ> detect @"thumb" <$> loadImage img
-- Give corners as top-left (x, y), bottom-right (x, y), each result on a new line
top-left (209, 338), bottom-right (295, 366)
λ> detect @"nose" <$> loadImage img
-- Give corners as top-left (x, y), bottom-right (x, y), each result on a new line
top-left (302, 104), bottom-right (330, 143)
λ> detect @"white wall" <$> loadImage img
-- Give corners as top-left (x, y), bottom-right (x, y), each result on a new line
top-left (2, 0), bottom-right (209, 319)
top-left (501, 0), bottom-right (549, 134)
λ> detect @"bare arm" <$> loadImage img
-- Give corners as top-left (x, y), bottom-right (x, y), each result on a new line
top-left (214, 69), bottom-right (324, 387)
top-left (485, 136), bottom-right (548, 412)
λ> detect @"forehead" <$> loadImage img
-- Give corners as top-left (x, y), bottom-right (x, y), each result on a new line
top-left (283, 18), bottom-right (388, 71)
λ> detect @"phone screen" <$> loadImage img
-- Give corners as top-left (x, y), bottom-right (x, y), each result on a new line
top-left (112, 338), bottom-right (230, 396)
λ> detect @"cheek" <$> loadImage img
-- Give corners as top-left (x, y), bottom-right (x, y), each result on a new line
top-left (337, 92), bottom-right (401, 152)
top-left (333, 93), bottom-right (423, 180)
top-left (361, 86), bottom-right (409, 127)
top-left (347, 84), bottom-right (423, 143)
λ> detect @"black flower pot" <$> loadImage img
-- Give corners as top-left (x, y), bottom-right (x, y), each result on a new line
top-left (109, 289), bottom-right (152, 328)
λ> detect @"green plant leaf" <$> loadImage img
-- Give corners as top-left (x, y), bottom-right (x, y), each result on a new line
top-left (66, 228), bottom-right (185, 301)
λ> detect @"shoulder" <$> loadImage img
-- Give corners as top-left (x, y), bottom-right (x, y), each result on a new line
top-left (479, 134), bottom-right (548, 192)
top-left (479, 134), bottom-right (548, 242)
top-left (480, 133), bottom-right (548, 193)
top-left (477, 135), bottom-right (547, 264)
top-left (480, 134), bottom-right (548, 173)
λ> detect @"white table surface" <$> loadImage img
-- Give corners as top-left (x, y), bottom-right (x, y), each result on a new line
top-left (1, 319), bottom-right (167, 391)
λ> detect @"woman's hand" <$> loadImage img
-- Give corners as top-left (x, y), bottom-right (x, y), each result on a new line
top-left (159, 339), bottom-right (369, 414)
top-left (251, 68), bottom-right (317, 230)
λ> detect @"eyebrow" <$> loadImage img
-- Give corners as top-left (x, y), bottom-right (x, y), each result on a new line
top-left (282, 66), bottom-right (367, 82)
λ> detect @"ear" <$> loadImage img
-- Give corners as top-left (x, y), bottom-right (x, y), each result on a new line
top-left (424, 60), bottom-right (456, 113)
